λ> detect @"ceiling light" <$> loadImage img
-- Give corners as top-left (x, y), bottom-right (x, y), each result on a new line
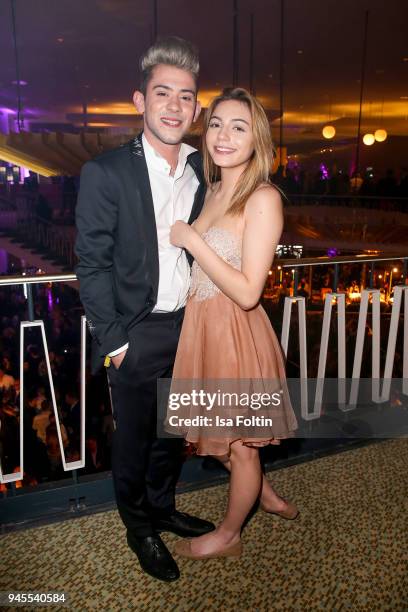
top-left (363, 133), bottom-right (375, 146)
top-left (322, 125), bottom-right (335, 139)
top-left (374, 129), bottom-right (387, 142)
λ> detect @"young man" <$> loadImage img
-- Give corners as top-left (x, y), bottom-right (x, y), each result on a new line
top-left (75, 37), bottom-right (214, 582)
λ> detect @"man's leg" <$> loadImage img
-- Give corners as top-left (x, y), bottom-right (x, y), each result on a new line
top-left (109, 312), bottom-right (186, 535)
top-left (109, 371), bottom-right (157, 536)
top-left (144, 315), bottom-right (215, 537)
top-left (107, 319), bottom-right (181, 582)
top-left (145, 361), bottom-right (184, 517)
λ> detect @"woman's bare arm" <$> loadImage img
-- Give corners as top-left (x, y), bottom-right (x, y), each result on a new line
top-left (171, 186), bottom-right (283, 310)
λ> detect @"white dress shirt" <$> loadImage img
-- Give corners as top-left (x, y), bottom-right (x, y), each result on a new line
top-left (108, 134), bottom-right (199, 357)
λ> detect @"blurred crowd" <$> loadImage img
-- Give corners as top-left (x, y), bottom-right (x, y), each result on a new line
top-left (274, 166), bottom-right (408, 198)
top-left (0, 282), bottom-right (113, 490)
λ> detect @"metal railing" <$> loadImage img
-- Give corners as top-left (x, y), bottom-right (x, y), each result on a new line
top-left (285, 194), bottom-right (408, 212)
top-left (2, 192), bottom-right (406, 272)
top-left (0, 251), bottom-right (407, 488)
top-left (17, 219), bottom-right (77, 269)
top-left (279, 253), bottom-right (408, 297)
top-left (4, 210), bottom-right (77, 269)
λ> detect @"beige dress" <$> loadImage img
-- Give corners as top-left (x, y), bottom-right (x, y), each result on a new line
top-left (170, 226), bottom-right (298, 456)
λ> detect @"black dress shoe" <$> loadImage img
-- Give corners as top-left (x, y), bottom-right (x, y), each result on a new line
top-left (153, 510), bottom-right (215, 538)
top-left (126, 533), bottom-right (180, 582)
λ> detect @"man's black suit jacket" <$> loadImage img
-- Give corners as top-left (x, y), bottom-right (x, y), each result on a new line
top-left (75, 133), bottom-right (206, 373)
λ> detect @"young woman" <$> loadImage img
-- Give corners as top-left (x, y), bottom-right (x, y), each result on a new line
top-left (168, 88), bottom-right (298, 560)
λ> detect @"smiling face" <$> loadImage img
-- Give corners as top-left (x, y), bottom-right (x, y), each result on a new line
top-left (133, 64), bottom-right (201, 148)
top-left (205, 99), bottom-right (255, 170)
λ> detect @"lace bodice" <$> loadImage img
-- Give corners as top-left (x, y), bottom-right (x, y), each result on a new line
top-left (189, 227), bottom-right (242, 302)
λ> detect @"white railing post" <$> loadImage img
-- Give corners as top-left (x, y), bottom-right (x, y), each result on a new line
top-left (314, 293), bottom-right (346, 416)
top-left (381, 285), bottom-right (408, 400)
top-left (281, 296), bottom-right (309, 419)
top-left (0, 319), bottom-right (86, 484)
top-left (349, 289), bottom-right (381, 406)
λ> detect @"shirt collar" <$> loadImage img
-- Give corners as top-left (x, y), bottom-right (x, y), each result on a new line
top-left (142, 133), bottom-right (197, 178)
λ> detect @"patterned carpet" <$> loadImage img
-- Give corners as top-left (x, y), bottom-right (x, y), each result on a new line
top-left (1, 439), bottom-right (407, 612)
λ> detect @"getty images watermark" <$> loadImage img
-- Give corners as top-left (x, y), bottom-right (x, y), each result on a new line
top-left (167, 388), bottom-right (282, 428)
top-left (157, 378), bottom-right (408, 440)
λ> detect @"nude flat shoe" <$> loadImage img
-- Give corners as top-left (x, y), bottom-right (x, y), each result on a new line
top-left (174, 539), bottom-right (243, 560)
top-left (260, 499), bottom-right (299, 520)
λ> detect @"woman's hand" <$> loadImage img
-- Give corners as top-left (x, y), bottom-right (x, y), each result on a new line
top-left (170, 220), bottom-right (196, 249)
top-left (179, 185), bottom-right (283, 310)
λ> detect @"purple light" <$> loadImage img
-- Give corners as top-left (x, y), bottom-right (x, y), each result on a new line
top-left (327, 248), bottom-right (338, 257)
top-left (319, 163), bottom-right (329, 180)
top-left (47, 287), bottom-right (54, 311)
top-left (11, 80), bottom-right (28, 86)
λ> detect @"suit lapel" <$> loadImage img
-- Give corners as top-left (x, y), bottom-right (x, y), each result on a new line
top-left (185, 151), bottom-right (206, 266)
top-left (129, 134), bottom-right (159, 293)
top-left (187, 151), bottom-right (207, 225)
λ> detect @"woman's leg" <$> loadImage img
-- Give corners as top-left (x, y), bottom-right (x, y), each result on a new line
top-left (189, 441), bottom-right (262, 555)
top-left (216, 453), bottom-right (290, 513)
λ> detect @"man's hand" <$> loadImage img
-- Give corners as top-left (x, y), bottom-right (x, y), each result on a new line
top-left (111, 349), bottom-right (127, 370)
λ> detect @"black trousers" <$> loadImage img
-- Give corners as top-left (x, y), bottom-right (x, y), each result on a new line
top-left (108, 309), bottom-right (185, 537)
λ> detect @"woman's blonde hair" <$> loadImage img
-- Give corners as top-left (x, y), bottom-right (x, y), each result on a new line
top-left (203, 87), bottom-right (275, 215)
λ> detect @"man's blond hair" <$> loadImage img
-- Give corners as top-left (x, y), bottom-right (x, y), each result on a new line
top-left (140, 36), bottom-right (199, 94)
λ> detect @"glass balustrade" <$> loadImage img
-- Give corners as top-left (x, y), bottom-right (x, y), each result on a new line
top-left (0, 254), bottom-right (407, 528)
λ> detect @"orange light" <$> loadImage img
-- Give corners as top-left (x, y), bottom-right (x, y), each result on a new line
top-left (322, 125), bottom-right (336, 139)
top-left (374, 129), bottom-right (387, 142)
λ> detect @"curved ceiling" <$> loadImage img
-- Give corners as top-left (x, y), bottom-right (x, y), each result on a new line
top-left (0, 0), bottom-right (407, 150)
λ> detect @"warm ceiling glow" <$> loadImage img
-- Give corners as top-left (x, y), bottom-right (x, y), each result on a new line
top-left (0, 136), bottom-right (60, 176)
top-left (75, 90), bottom-right (224, 116)
top-left (197, 89), bottom-right (223, 108)
top-left (374, 128), bottom-right (387, 142)
top-left (322, 125), bottom-right (336, 139)
top-left (87, 103), bottom-right (136, 115)
top-left (282, 111), bottom-right (334, 124)
top-left (87, 122), bottom-right (116, 127)
top-left (285, 100), bottom-right (408, 123)
top-left (363, 133), bottom-right (375, 145)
